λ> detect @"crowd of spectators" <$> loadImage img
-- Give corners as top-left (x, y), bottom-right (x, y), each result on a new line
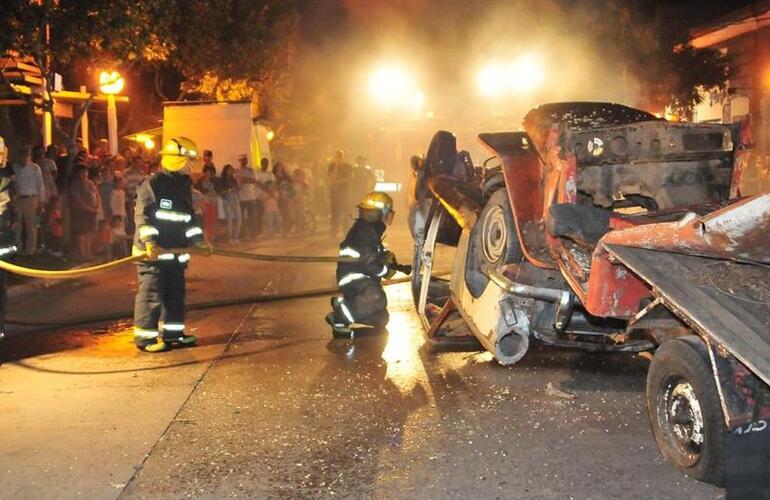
top-left (2, 137), bottom-right (376, 263)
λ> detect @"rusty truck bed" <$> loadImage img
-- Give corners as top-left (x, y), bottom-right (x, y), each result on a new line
top-left (605, 244), bottom-right (770, 386)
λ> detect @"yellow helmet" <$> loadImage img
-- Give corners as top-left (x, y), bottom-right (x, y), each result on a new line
top-left (357, 191), bottom-right (394, 216)
top-left (161, 136), bottom-right (198, 171)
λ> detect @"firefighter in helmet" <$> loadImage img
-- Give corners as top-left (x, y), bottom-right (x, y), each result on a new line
top-left (326, 191), bottom-right (411, 337)
top-left (0, 137), bottom-right (15, 340)
top-left (133, 136), bottom-right (211, 352)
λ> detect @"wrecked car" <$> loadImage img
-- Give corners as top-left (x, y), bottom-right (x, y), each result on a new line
top-left (412, 102), bottom-right (770, 494)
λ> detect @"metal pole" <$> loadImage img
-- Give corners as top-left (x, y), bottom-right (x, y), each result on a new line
top-left (107, 93), bottom-right (118, 155)
top-left (79, 86), bottom-right (90, 150)
top-left (42, 79), bottom-right (53, 147)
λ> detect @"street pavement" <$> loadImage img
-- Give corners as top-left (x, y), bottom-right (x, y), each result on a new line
top-left (0, 222), bottom-right (722, 499)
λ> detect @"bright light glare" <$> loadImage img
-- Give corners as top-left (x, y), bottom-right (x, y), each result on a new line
top-left (369, 64), bottom-right (422, 109)
top-left (477, 55), bottom-right (545, 97)
top-left (144, 138), bottom-right (155, 150)
top-left (99, 70), bottom-right (125, 95)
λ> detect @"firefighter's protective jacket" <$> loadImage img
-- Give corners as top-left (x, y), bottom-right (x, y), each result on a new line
top-left (0, 167), bottom-right (15, 256)
top-left (133, 171), bottom-right (203, 264)
top-left (336, 218), bottom-right (389, 287)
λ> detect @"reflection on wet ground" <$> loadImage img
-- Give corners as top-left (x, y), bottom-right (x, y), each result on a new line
top-left (119, 281), bottom-right (719, 499)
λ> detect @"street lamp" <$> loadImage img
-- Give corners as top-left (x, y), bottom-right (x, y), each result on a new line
top-left (99, 70), bottom-right (125, 156)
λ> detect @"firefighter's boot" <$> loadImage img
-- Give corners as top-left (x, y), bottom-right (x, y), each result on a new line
top-left (164, 333), bottom-right (198, 347)
top-left (326, 297), bottom-right (352, 338)
top-left (136, 336), bottom-right (169, 353)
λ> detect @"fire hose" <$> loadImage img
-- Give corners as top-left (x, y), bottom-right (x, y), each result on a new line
top-left (1, 246), bottom-right (429, 328)
top-left (0, 247), bottom-right (358, 280)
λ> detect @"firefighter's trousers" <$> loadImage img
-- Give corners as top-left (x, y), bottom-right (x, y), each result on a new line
top-left (337, 277), bottom-right (389, 328)
top-left (133, 262), bottom-right (186, 347)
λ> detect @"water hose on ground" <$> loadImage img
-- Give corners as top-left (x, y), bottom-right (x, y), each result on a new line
top-left (6, 274), bottom-right (449, 328)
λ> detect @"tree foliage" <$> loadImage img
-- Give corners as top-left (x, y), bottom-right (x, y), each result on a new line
top-left (0, 0), bottom-right (300, 130)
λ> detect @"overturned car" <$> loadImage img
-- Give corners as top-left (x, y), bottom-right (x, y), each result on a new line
top-left (413, 102), bottom-right (770, 493)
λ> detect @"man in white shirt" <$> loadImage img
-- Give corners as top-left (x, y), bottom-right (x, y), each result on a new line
top-left (13, 146), bottom-right (44, 255)
top-left (236, 154), bottom-right (259, 240)
top-left (254, 158), bottom-right (275, 237)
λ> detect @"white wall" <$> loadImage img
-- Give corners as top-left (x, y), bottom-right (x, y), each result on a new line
top-left (163, 102), bottom-right (253, 172)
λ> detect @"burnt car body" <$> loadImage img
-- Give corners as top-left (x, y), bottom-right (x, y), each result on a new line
top-left (413, 102), bottom-right (770, 494)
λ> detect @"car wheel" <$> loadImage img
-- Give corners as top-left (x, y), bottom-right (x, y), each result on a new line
top-left (647, 336), bottom-right (726, 486)
top-left (465, 189), bottom-right (521, 297)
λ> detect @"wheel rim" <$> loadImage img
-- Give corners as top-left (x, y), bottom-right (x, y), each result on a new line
top-left (656, 376), bottom-right (705, 467)
top-left (482, 205), bottom-right (507, 263)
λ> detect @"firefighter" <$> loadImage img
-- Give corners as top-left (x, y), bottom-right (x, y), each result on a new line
top-left (326, 191), bottom-right (411, 337)
top-left (0, 137), bottom-right (15, 340)
top-left (132, 136), bottom-right (211, 352)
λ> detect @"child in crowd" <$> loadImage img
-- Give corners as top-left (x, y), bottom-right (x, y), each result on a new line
top-left (192, 186), bottom-right (204, 223)
top-left (45, 195), bottom-right (63, 256)
top-left (263, 181), bottom-right (282, 237)
top-left (110, 215), bottom-right (128, 258)
top-left (94, 219), bottom-right (113, 259)
top-left (110, 174), bottom-right (127, 228)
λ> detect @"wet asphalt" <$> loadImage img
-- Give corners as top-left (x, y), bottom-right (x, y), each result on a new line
top-left (0, 224), bottom-right (723, 499)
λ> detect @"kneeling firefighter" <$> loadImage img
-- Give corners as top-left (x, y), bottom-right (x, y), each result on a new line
top-left (133, 137), bottom-right (211, 352)
top-left (326, 192), bottom-right (411, 337)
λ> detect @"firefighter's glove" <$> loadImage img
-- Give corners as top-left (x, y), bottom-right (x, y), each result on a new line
top-left (145, 241), bottom-right (161, 260)
top-left (384, 250), bottom-right (397, 267)
top-left (195, 240), bottom-right (213, 256)
top-left (395, 263), bottom-right (413, 275)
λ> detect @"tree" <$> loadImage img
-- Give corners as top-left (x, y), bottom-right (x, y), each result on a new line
top-left (162, 0), bottom-right (300, 116)
top-left (0, 0), bottom-right (168, 150)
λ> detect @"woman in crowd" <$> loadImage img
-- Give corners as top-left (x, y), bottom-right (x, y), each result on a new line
top-left (218, 164), bottom-right (241, 243)
top-left (68, 165), bottom-right (100, 260)
top-left (274, 161), bottom-right (293, 235)
top-left (195, 163), bottom-right (219, 241)
top-left (99, 166), bottom-right (114, 222)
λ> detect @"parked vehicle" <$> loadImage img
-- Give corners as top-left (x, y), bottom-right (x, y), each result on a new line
top-left (413, 102), bottom-right (769, 495)
top-left (162, 100), bottom-right (272, 172)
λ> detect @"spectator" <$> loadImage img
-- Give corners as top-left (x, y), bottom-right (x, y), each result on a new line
top-left (45, 195), bottom-right (63, 256)
top-left (123, 157), bottom-right (145, 234)
top-left (99, 166), bottom-right (114, 221)
top-left (34, 145), bottom-right (59, 203)
top-left (291, 168), bottom-right (309, 234)
top-left (254, 157), bottom-right (274, 238)
top-left (263, 180), bottom-right (281, 237)
top-left (12, 146), bottom-right (45, 255)
top-left (110, 215), bottom-right (128, 258)
top-left (274, 161), bottom-right (293, 235)
top-left (327, 149), bottom-right (352, 237)
top-left (195, 163), bottom-right (219, 240)
top-left (202, 150), bottom-right (215, 172)
top-left (69, 164), bottom-right (99, 260)
top-left (236, 154), bottom-right (259, 240)
top-left (352, 155), bottom-right (376, 202)
top-left (218, 164), bottom-right (241, 243)
top-left (94, 219), bottom-right (112, 259)
top-left (110, 174), bottom-right (127, 233)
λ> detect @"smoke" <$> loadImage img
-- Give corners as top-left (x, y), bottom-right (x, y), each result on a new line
top-left (280, 0), bottom-right (690, 169)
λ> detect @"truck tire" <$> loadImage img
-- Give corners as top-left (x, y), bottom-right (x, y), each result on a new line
top-left (646, 336), bottom-right (726, 486)
top-left (465, 189), bottom-right (522, 297)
